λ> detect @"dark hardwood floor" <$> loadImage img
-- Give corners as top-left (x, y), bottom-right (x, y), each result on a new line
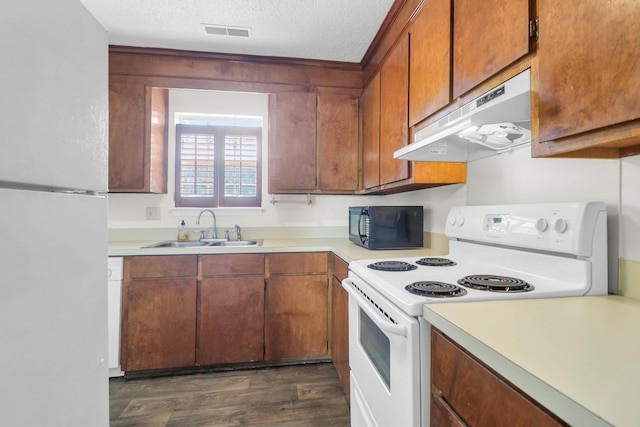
top-left (109, 362), bottom-right (350, 426)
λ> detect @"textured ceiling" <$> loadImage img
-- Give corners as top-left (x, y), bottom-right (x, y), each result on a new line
top-left (80, 0), bottom-right (395, 63)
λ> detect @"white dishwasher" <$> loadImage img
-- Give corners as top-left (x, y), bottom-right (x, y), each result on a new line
top-left (107, 257), bottom-right (124, 377)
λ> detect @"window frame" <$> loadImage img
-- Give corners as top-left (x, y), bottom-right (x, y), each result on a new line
top-left (174, 123), bottom-right (262, 208)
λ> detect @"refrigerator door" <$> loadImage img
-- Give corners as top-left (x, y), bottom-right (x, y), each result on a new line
top-left (0, 0), bottom-right (108, 192)
top-left (0, 188), bottom-right (108, 427)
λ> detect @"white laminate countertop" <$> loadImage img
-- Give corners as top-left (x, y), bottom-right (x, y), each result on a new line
top-left (108, 237), bottom-right (443, 262)
top-left (424, 296), bottom-right (640, 427)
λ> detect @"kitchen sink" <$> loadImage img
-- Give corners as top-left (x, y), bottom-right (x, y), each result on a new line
top-left (143, 240), bottom-right (210, 248)
top-left (142, 239), bottom-right (263, 248)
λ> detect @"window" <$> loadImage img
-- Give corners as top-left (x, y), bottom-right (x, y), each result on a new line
top-left (175, 119), bottom-right (262, 208)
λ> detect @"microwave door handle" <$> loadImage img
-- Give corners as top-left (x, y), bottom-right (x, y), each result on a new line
top-left (358, 210), bottom-right (368, 244)
top-left (343, 279), bottom-right (408, 337)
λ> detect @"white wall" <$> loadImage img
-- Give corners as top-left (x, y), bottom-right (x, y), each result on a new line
top-left (620, 155), bottom-right (640, 260)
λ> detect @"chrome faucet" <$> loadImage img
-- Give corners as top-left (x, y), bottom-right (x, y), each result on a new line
top-left (196, 209), bottom-right (217, 240)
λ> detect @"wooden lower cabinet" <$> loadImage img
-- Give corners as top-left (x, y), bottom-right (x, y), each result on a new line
top-left (198, 254), bottom-right (265, 365)
top-left (265, 252), bottom-right (329, 361)
top-left (431, 328), bottom-right (566, 427)
top-left (121, 256), bottom-right (198, 372)
top-left (121, 252), bottom-right (333, 373)
top-left (330, 254), bottom-right (350, 400)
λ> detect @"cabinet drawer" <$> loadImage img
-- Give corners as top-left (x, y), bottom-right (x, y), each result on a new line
top-left (201, 254), bottom-right (265, 277)
top-left (268, 252), bottom-right (328, 274)
top-left (431, 328), bottom-right (565, 427)
top-left (128, 255), bottom-right (197, 278)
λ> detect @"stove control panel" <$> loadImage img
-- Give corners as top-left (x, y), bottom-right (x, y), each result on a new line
top-left (445, 202), bottom-right (607, 256)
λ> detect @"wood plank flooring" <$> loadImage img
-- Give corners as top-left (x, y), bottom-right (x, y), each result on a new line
top-left (109, 362), bottom-right (350, 426)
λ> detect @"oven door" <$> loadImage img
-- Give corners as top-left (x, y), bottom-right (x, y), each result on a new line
top-left (343, 276), bottom-right (420, 427)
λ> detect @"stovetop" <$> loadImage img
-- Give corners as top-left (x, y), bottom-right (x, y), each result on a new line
top-left (348, 241), bottom-right (602, 317)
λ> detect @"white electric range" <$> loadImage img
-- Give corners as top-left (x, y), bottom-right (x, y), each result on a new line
top-left (342, 202), bottom-right (608, 427)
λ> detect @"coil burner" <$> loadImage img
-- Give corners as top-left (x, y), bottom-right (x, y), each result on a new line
top-left (458, 275), bottom-right (534, 292)
top-left (368, 261), bottom-right (418, 272)
top-left (405, 281), bottom-right (467, 297)
top-left (415, 257), bottom-right (457, 267)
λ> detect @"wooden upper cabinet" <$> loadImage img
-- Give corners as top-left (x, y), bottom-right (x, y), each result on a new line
top-left (268, 91), bottom-right (317, 193)
top-left (109, 81), bottom-right (168, 193)
top-left (453, 0), bottom-right (531, 99)
top-left (534, 0), bottom-right (640, 157)
top-left (269, 91), bottom-right (359, 194)
top-left (317, 93), bottom-right (359, 192)
top-left (361, 33), bottom-right (467, 195)
top-left (409, 0), bottom-right (452, 126)
top-left (380, 32), bottom-right (410, 186)
top-left (362, 73), bottom-right (381, 190)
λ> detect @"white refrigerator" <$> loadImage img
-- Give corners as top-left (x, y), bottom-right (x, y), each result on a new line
top-left (0, 0), bottom-right (109, 426)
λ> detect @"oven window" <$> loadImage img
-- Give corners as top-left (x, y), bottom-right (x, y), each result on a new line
top-left (359, 308), bottom-right (391, 389)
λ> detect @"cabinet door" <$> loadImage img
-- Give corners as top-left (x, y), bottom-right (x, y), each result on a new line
top-left (198, 276), bottom-right (264, 365)
top-left (109, 82), bottom-right (168, 193)
top-left (380, 33), bottom-right (410, 186)
top-left (268, 91), bottom-right (317, 193)
top-left (362, 73), bottom-right (381, 190)
top-left (317, 93), bottom-right (359, 192)
top-left (265, 274), bottom-right (328, 360)
top-left (409, 0), bottom-right (452, 126)
top-left (123, 278), bottom-right (197, 371)
top-left (453, 0), bottom-right (531, 98)
top-left (537, 0), bottom-right (640, 143)
top-left (330, 274), bottom-right (350, 400)
top-left (431, 329), bottom-right (565, 427)
top-left (109, 81), bottom-right (145, 191)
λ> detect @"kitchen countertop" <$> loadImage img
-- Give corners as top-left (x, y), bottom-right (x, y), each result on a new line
top-left (108, 237), bottom-right (443, 262)
top-left (424, 296), bottom-right (640, 427)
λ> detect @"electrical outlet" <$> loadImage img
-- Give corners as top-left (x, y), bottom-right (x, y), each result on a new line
top-left (146, 207), bottom-right (161, 220)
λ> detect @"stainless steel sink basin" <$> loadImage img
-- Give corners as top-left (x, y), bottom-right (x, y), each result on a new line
top-left (143, 240), bottom-right (210, 248)
top-left (211, 240), bottom-right (263, 247)
top-left (142, 239), bottom-right (263, 248)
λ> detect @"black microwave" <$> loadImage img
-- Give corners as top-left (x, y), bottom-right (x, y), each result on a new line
top-left (349, 206), bottom-right (423, 250)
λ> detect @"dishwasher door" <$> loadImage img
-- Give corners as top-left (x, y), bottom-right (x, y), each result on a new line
top-left (107, 257), bottom-right (124, 377)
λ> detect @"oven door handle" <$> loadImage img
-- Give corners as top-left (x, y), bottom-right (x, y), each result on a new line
top-left (344, 279), bottom-right (408, 337)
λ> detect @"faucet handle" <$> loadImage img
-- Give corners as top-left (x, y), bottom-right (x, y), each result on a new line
top-left (192, 229), bottom-right (207, 240)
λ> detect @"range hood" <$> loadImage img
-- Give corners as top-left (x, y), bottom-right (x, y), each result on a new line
top-left (394, 69), bottom-right (532, 162)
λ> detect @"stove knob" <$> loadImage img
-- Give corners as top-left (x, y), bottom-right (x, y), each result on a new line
top-left (447, 215), bottom-right (456, 226)
top-left (555, 218), bottom-right (569, 234)
top-left (455, 215), bottom-right (465, 226)
top-left (535, 218), bottom-right (549, 232)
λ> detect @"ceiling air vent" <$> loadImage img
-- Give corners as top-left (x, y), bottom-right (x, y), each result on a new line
top-left (203, 24), bottom-right (251, 38)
